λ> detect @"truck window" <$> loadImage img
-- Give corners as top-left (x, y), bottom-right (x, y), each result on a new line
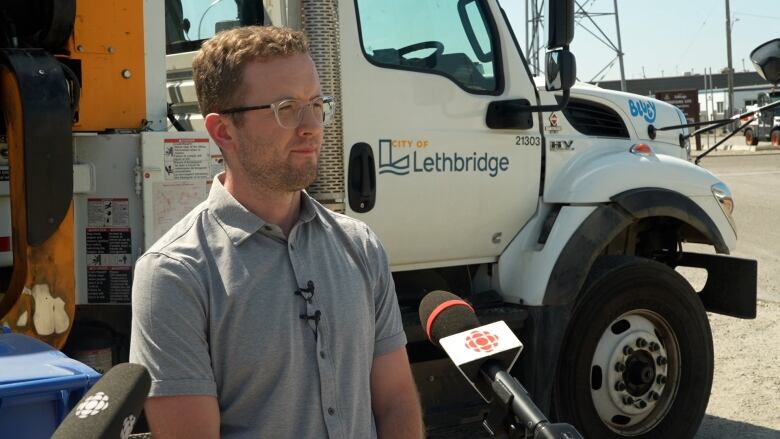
top-left (355, 0), bottom-right (501, 94)
top-left (166, 0), bottom-right (263, 54)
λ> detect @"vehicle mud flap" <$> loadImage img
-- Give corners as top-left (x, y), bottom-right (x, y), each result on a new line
top-left (0, 49), bottom-right (75, 348)
top-left (674, 252), bottom-right (757, 319)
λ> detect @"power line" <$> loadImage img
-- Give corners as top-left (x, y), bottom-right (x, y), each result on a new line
top-left (676, 7), bottom-right (715, 66)
top-left (732, 11), bottom-right (780, 20)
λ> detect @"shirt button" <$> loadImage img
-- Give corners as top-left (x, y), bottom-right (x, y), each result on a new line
top-left (319, 351), bottom-right (326, 359)
top-left (263, 225), bottom-right (272, 231)
top-left (327, 407), bottom-right (335, 416)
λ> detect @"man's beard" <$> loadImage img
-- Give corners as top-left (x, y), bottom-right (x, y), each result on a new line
top-left (235, 135), bottom-right (319, 193)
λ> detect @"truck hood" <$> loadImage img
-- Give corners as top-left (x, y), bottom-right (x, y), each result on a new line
top-left (535, 79), bottom-right (690, 151)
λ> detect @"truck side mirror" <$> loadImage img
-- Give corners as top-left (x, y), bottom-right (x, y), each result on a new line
top-left (548, 0), bottom-right (574, 49)
top-left (546, 49), bottom-right (576, 92)
top-left (751, 38), bottom-right (780, 85)
top-left (546, 0), bottom-right (575, 93)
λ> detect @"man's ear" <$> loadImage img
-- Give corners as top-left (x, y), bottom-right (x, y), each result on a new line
top-left (204, 113), bottom-right (238, 153)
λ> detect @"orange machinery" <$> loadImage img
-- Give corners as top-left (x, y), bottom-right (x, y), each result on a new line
top-left (0, 0), bottom-right (147, 348)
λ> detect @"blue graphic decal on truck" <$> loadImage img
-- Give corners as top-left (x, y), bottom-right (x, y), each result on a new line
top-left (628, 99), bottom-right (657, 123)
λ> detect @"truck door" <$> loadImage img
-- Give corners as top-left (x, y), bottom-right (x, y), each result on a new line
top-left (340, 0), bottom-right (541, 268)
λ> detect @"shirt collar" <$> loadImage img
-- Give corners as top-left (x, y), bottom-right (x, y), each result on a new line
top-left (207, 174), bottom-right (323, 246)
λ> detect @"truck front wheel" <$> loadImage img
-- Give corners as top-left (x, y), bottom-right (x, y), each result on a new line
top-left (553, 257), bottom-right (713, 438)
top-left (745, 128), bottom-right (758, 146)
top-left (771, 128), bottom-right (780, 146)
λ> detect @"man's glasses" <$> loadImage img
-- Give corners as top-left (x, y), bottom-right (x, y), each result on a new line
top-left (218, 96), bottom-right (335, 129)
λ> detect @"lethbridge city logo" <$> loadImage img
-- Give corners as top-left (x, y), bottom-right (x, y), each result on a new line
top-left (378, 139), bottom-right (509, 177)
top-left (628, 98), bottom-right (657, 123)
top-left (464, 329), bottom-right (500, 353)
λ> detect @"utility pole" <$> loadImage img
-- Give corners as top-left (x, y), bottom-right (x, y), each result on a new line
top-left (613, 0), bottom-right (627, 91)
top-left (725, 0), bottom-right (735, 118)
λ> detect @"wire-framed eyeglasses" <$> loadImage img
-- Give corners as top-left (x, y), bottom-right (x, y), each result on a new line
top-left (218, 96), bottom-right (335, 129)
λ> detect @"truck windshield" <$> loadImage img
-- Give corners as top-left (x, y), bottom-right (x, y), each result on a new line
top-left (166, 0), bottom-right (263, 54)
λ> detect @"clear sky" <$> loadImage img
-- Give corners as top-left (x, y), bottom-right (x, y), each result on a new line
top-left (501, 0), bottom-right (780, 82)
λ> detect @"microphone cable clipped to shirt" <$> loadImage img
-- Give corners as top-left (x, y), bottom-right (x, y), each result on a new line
top-left (295, 280), bottom-right (321, 340)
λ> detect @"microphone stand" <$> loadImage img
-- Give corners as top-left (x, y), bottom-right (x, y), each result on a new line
top-left (480, 360), bottom-right (583, 439)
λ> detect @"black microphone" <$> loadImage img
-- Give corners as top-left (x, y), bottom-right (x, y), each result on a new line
top-left (51, 363), bottom-right (151, 439)
top-left (419, 291), bottom-right (582, 439)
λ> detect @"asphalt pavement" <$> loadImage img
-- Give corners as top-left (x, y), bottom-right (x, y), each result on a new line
top-left (688, 144), bottom-right (780, 438)
top-left (693, 147), bottom-right (780, 303)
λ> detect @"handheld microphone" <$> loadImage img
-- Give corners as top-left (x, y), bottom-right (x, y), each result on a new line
top-left (419, 291), bottom-right (583, 439)
top-left (419, 290), bottom-right (523, 401)
top-left (51, 363), bottom-right (151, 439)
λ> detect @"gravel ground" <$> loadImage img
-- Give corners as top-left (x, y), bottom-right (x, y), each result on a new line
top-left (696, 301), bottom-right (780, 438)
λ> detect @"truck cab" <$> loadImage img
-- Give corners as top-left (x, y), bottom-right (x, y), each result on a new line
top-left (0, 1), bottom-right (759, 437)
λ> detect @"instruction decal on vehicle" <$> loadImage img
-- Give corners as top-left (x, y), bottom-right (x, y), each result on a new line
top-left (628, 99), bottom-right (657, 123)
top-left (377, 139), bottom-right (509, 177)
top-left (163, 138), bottom-right (211, 181)
top-left (86, 198), bottom-right (132, 304)
top-left (151, 181), bottom-right (209, 243)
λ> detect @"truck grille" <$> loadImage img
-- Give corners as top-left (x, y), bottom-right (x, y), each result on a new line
top-left (302, 0), bottom-right (345, 212)
top-left (563, 98), bottom-right (630, 138)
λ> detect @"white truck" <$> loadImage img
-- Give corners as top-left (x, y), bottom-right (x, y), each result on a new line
top-left (0, 0), bottom-right (766, 437)
top-left (743, 91), bottom-right (780, 145)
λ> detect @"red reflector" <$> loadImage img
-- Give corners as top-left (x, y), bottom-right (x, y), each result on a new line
top-left (0, 237), bottom-right (10, 252)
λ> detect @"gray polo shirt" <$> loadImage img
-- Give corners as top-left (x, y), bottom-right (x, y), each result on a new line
top-left (129, 175), bottom-right (407, 439)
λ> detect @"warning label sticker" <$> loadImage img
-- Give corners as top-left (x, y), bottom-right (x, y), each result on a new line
top-left (164, 138), bottom-right (211, 181)
top-left (88, 198), bottom-right (129, 228)
top-left (87, 266), bottom-right (132, 304)
top-left (86, 198), bottom-right (133, 303)
top-left (86, 227), bottom-right (132, 303)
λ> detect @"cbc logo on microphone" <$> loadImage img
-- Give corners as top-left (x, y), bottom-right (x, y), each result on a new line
top-left (464, 329), bottom-right (500, 353)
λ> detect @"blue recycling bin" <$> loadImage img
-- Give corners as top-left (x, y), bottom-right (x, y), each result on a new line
top-left (0, 333), bottom-right (102, 438)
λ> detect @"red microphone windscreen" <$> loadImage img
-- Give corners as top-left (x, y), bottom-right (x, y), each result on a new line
top-left (418, 290), bottom-right (478, 346)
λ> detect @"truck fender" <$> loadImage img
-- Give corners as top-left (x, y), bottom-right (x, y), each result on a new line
top-left (544, 187), bottom-right (728, 306)
top-left (545, 150), bottom-right (719, 203)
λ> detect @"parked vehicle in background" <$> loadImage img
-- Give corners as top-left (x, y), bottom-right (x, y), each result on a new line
top-left (743, 91), bottom-right (780, 145)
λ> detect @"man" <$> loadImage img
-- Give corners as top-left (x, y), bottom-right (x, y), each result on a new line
top-left (130, 26), bottom-right (423, 438)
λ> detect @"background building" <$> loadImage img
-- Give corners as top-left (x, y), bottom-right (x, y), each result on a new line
top-left (595, 71), bottom-right (774, 121)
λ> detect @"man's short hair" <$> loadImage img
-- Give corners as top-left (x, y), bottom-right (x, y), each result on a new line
top-left (192, 26), bottom-right (310, 120)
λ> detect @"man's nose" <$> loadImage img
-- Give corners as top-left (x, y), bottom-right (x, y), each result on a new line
top-left (296, 104), bottom-right (323, 136)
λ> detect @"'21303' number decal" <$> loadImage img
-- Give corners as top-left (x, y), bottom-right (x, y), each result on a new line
top-left (515, 136), bottom-right (541, 146)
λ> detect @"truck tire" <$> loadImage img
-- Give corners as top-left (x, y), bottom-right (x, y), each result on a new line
top-left (553, 256), bottom-right (713, 438)
top-left (745, 128), bottom-right (758, 146)
top-left (771, 129), bottom-right (780, 146)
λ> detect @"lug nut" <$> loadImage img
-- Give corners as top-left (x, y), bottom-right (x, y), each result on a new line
top-left (636, 400), bottom-right (648, 409)
top-left (649, 391), bottom-right (660, 401)
top-left (636, 338), bottom-right (648, 348)
top-left (656, 375), bottom-right (667, 385)
top-left (656, 356), bottom-right (667, 366)
top-left (615, 381), bottom-right (626, 391)
top-left (623, 345), bottom-right (634, 355)
top-left (615, 362), bottom-right (626, 372)
top-left (623, 396), bottom-right (635, 405)
top-left (649, 342), bottom-right (660, 352)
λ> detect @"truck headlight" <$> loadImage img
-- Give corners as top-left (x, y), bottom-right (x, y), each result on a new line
top-left (711, 182), bottom-right (734, 214)
top-left (711, 182), bottom-right (736, 234)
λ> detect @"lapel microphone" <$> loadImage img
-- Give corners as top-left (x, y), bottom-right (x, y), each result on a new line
top-left (295, 281), bottom-right (321, 339)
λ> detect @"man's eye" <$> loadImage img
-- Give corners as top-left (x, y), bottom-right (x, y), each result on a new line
top-left (277, 103), bottom-right (298, 115)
